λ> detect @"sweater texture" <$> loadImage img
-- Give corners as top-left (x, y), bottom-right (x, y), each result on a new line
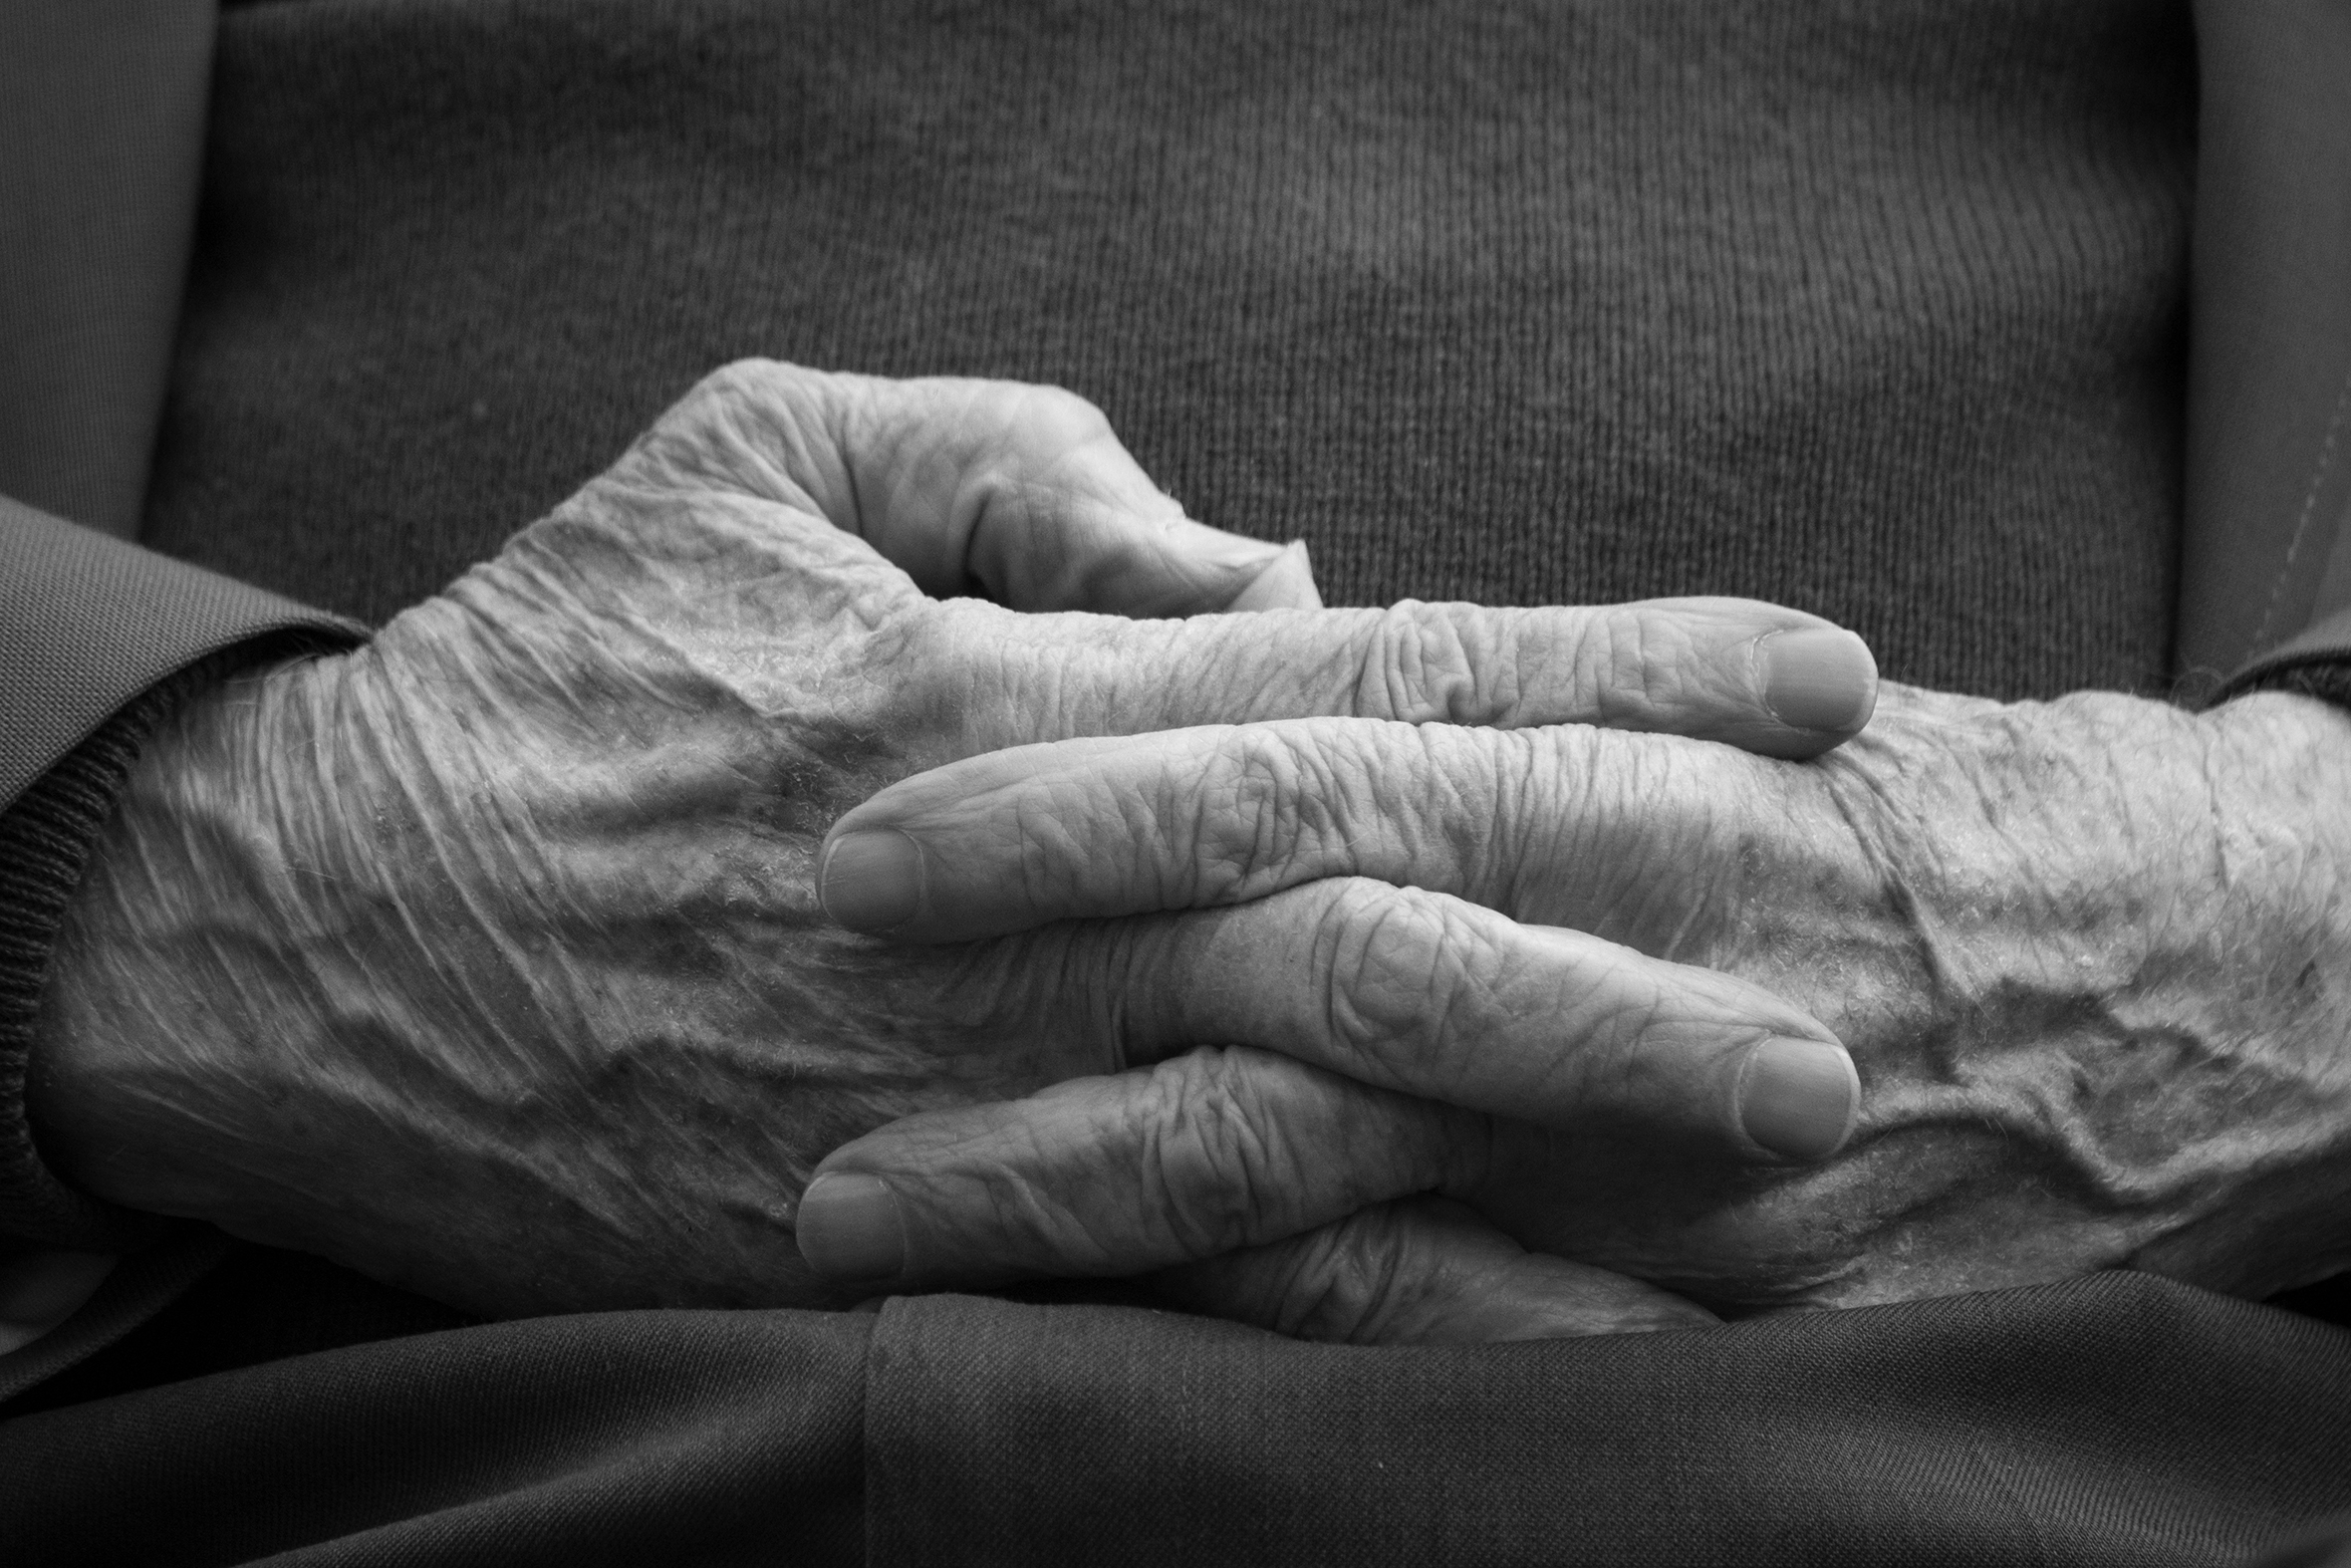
top-left (147, 0), bottom-right (2196, 701)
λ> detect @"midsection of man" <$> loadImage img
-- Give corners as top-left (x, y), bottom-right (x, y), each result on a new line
top-left (21, 3), bottom-right (2351, 1565)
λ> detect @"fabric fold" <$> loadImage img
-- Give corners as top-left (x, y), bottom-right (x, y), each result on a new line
top-left (866, 1277), bottom-right (2351, 1566)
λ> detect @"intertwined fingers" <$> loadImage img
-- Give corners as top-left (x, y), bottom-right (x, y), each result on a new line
top-left (793, 873), bottom-right (1859, 1288)
top-left (789, 1035), bottom-right (1732, 1339)
top-left (834, 604), bottom-right (1873, 932)
top-left (793, 1045), bottom-right (1481, 1289)
top-left (817, 717), bottom-right (1707, 941)
top-left (1068, 881), bottom-right (1856, 1159)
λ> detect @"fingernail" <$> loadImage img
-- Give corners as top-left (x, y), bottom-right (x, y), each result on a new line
top-left (1738, 1036), bottom-right (1859, 1162)
top-left (796, 1173), bottom-right (909, 1282)
top-left (819, 829), bottom-right (923, 932)
top-left (1203, 532), bottom-right (1286, 570)
top-left (1759, 629), bottom-right (1877, 733)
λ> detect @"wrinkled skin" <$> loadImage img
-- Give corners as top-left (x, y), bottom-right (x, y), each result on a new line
top-left (809, 683), bottom-right (2351, 1319)
top-left (1493, 686), bottom-right (2351, 1309)
top-left (29, 362), bottom-right (1872, 1321)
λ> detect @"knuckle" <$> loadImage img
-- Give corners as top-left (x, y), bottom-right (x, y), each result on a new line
top-left (1351, 605), bottom-right (1530, 724)
top-left (1586, 610), bottom-right (1708, 727)
top-left (694, 357), bottom-right (785, 403)
top-left (1276, 1205), bottom-right (1417, 1343)
top-left (1132, 1048), bottom-right (1292, 1255)
top-left (627, 360), bottom-right (809, 496)
top-left (1191, 728), bottom-right (1349, 900)
top-left (1017, 383), bottom-right (1115, 445)
top-left (673, 359), bottom-right (812, 440)
top-left (1356, 603), bottom-right (1481, 722)
top-left (911, 598), bottom-right (1065, 742)
top-left (1310, 884), bottom-right (1494, 1091)
top-left (972, 384), bottom-right (1118, 492)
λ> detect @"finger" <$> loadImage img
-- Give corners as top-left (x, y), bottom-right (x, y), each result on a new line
top-left (837, 601), bottom-right (1874, 936)
top-left (922, 593), bottom-right (1877, 762)
top-left (794, 1046), bottom-right (1483, 1291)
top-left (820, 718), bottom-right (1631, 942)
top-left (1078, 881), bottom-right (1859, 1160)
top-left (826, 877), bottom-right (1859, 1160)
top-left (794, 888), bottom-right (1857, 1289)
top-left (1152, 1197), bottom-right (1716, 1344)
top-left (648, 360), bottom-right (1309, 616)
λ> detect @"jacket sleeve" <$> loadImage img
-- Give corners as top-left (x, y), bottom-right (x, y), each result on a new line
top-left (0, 496), bottom-right (364, 1250)
top-left (2183, 0), bottom-right (2351, 701)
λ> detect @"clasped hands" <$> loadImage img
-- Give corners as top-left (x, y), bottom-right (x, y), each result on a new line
top-left (34, 363), bottom-right (2351, 1342)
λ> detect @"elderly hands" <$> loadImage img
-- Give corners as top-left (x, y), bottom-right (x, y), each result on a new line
top-left (26, 362), bottom-right (1875, 1321)
top-left (805, 673), bottom-right (2351, 1336)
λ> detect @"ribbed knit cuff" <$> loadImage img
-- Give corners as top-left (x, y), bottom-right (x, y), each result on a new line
top-left (2208, 653), bottom-right (2351, 713)
top-left (0, 636), bottom-right (333, 1250)
top-left (2204, 603), bottom-right (2351, 713)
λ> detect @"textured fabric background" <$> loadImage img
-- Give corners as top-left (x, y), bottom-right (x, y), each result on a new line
top-left (147, 0), bottom-right (2197, 701)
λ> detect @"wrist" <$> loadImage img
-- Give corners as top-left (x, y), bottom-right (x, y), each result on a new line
top-left (2127, 691), bottom-right (2351, 1293)
top-left (29, 654), bottom-right (338, 1226)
